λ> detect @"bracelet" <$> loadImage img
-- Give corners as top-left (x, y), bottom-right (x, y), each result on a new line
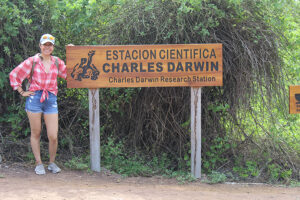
top-left (19, 90), bottom-right (24, 95)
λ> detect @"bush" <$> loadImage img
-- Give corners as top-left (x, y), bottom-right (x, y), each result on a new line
top-left (1, 0), bottom-right (299, 183)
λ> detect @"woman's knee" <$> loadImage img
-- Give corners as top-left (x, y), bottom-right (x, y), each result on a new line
top-left (31, 128), bottom-right (41, 138)
top-left (47, 132), bottom-right (58, 142)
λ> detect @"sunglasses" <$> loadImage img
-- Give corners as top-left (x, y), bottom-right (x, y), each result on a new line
top-left (42, 35), bottom-right (55, 41)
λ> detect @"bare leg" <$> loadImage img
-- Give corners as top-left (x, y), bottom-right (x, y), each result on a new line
top-left (27, 112), bottom-right (42, 165)
top-left (44, 113), bottom-right (59, 163)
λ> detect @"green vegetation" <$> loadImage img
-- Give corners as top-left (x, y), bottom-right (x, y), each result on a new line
top-left (0, 0), bottom-right (299, 184)
top-left (64, 156), bottom-right (90, 170)
top-left (205, 171), bottom-right (227, 184)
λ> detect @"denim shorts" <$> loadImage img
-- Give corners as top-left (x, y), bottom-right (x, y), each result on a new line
top-left (25, 90), bottom-right (58, 114)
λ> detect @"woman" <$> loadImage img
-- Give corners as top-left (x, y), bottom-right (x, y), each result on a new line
top-left (9, 34), bottom-right (67, 175)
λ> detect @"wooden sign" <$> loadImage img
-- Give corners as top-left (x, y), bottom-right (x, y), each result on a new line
top-left (289, 85), bottom-right (300, 114)
top-left (66, 44), bottom-right (222, 88)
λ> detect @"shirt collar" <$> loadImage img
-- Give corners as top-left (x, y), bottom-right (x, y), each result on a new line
top-left (33, 53), bottom-right (41, 63)
top-left (33, 53), bottom-right (54, 63)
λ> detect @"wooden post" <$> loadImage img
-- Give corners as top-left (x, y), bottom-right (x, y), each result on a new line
top-left (191, 87), bottom-right (202, 179)
top-left (89, 89), bottom-right (101, 172)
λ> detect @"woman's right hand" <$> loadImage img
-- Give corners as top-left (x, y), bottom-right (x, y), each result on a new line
top-left (22, 91), bottom-right (35, 97)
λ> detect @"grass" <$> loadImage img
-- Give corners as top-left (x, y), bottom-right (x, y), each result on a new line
top-left (290, 180), bottom-right (300, 187)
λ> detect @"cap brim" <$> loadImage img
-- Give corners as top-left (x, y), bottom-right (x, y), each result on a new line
top-left (41, 39), bottom-right (54, 45)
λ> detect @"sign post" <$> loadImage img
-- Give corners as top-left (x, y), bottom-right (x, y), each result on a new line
top-left (66, 44), bottom-right (223, 177)
top-left (191, 87), bottom-right (202, 178)
top-left (89, 89), bottom-right (100, 172)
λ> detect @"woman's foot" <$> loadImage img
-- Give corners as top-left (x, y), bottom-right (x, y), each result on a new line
top-left (35, 164), bottom-right (46, 175)
top-left (48, 163), bottom-right (61, 173)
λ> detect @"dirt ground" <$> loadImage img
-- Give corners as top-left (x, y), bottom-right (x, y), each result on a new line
top-left (0, 163), bottom-right (299, 200)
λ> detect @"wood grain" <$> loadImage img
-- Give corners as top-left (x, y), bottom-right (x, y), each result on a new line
top-left (289, 85), bottom-right (300, 114)
top-left (66, 44), bottom-right (223, 88)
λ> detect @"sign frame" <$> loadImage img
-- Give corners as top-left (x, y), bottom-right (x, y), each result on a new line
top-left (66, 44), bottom-right (223, 179)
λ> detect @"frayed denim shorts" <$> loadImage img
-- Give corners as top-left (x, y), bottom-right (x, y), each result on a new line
top-left (25, 90), bottom-right (58, 114)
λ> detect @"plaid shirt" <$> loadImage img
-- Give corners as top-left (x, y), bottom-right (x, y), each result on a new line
top-left (9, 54), bottom-right (67, 102)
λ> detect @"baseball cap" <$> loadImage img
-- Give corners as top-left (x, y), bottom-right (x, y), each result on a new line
top-left (40, 34), bottom-right (55, 45)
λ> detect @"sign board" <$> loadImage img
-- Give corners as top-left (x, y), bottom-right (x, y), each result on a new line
top-left (289, 85), bottom-right (300, 114)
top-left (66, 44), bottom-right (222, 88)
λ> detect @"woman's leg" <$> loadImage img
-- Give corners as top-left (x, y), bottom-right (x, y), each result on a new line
top-left (44, 113), bottom-right (59, 163)
top-left (27, 112), bottom-right (42, 165)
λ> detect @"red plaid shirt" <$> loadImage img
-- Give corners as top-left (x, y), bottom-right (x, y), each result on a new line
top-left (9, 54), bottom-right (67, 102)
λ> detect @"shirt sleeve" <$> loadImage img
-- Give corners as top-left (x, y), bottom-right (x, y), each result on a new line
top-left (9, 57), bottom-right (33, 90)
top-left (57, 58), bottom-right (67, 80)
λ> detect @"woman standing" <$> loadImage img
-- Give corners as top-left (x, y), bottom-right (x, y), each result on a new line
top-left (9, 34), bottom-right (67, 175)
